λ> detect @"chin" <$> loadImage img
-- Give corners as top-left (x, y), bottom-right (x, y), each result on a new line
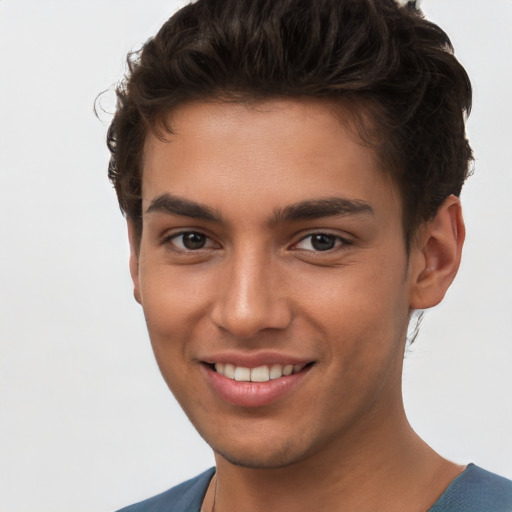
top-left (216, 450), bottom-right (306, 470)
top-left (209, 436), bottom-right (313, 470)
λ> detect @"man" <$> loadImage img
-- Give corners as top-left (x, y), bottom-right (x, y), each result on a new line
top-left (107, 0), bottom-right (512, 510)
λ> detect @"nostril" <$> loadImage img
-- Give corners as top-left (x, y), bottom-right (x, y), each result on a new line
top-left (211, 297), bottom-right (293, 338)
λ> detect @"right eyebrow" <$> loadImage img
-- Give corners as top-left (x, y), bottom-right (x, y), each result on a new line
top-left (145, 193), bottom-right (222, 222)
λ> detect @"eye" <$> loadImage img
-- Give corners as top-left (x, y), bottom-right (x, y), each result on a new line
top-left (294, 233), bottom-right (349, 252)
top-left (168, 231), bottom-right (217, 251)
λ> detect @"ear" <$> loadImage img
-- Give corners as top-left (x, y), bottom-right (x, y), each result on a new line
top-left (127, 221), bottom-right (142, 305)
top-left (409, 195), bottom-right (465, 310)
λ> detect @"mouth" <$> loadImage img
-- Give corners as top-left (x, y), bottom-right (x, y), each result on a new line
top-left (200, 354), bottom-right (315, 407)
top-left (209, 362), bottom-right (312, 382)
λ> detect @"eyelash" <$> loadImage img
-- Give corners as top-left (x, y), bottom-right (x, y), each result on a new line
top-left (292, 232), bottom-right (352, 252)
top-left (162, 230), bottom-right (352, 253)
top-left (163, 231), bottom-right (218, 252)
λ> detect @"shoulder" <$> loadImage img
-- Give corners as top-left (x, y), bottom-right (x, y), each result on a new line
top-left (429, 464), bottom-right (512, 512)
top-left (115, 467), bottom-right (215, 512)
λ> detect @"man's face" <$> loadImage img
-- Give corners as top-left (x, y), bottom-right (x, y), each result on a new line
top-left (132, 99), bottom-right (418, 468)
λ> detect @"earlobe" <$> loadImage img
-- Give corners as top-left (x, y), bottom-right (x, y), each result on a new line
top-left (409, 195), bottom-right (465, 310)
top-left (127, 221), bottom-right (142, 305)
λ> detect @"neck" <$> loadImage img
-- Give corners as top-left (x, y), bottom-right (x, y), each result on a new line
top-left (211, 403), bottom-right (462, 512)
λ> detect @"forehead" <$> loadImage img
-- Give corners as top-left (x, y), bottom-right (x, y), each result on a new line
top-left (141, 98), bottom-right (400, 220)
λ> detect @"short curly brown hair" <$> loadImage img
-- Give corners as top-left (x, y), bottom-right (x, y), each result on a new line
top-left (107, 0), bottom-right (472, 247)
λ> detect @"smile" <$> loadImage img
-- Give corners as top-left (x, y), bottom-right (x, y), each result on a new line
top-left (214, 363), bottom-right (307, 382)
top-left (203, 359), bottom-right (314, 407)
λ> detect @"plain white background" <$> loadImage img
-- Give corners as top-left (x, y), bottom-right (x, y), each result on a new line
top-left (0, 1), bottom-right (511, 511)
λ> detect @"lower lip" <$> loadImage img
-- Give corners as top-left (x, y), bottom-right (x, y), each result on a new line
top-left (202, 365), bottom-right (311, 408)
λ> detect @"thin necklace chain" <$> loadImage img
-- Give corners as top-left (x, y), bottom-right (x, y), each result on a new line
top-left (211, 475), bottom-right (217, 512)
top-left (201, 474), bottom-right (217, 512)
top-left (211, 478), bottom-right (216, 512)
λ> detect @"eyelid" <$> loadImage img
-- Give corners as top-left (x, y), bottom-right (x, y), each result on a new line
top-left (159, 228), bottom-right (352, 253)
top-left (161, 229), bottom-right (220, 251)
top-left (291, 232), bottom-right (352, 251)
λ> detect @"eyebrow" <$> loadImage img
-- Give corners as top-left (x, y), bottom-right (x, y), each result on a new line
top-left (145, 193), bottom-right (221, 221)
top-left (272, 197), bottom-right (373, 223)
top-left (144, 193), bottom-right (373, 224)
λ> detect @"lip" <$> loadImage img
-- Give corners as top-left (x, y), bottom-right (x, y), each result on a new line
top-left (199, 350), bottom-right (312, 368)
top-left (200, 352), bottom-right (314, 408)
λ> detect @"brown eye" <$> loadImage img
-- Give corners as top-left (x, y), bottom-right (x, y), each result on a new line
top-left (310, 234), bottom-right (336, 251)
top-left (294, 233), bottom-right (350, 252)
top-left (170, 232), bottom-right (215, 251)
top-left (182, 232), bottom-right (206, 249)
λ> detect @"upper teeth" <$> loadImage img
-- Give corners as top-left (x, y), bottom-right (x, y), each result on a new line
top-left (214, 363), bottom-right (305, 382)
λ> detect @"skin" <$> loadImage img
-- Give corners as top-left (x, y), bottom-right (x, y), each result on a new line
top-left (129, 99), bottom-right (465, 511)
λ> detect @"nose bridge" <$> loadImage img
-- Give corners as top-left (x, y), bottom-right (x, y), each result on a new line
top-left (212, 243), bottom-right (291, 338)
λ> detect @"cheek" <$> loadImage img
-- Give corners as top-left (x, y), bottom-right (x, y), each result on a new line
top-left (138, 271), bottom-right (206, 405)
top-left (302, 273), bottom-right (409, 423)
top-left (138, 270), bottom-right (224, 422)
top-left (294, 257), bottom-right (410, 365)
top-left (299, 260), bottom-right (408, 324)
top-left (137, 267), bottom-right (204, 372)
top-left (139, 263), bottom-right (210, 329)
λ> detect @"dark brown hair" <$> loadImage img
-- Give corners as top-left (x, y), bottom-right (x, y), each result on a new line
top-left (107, 0), bottom-right (472, 246)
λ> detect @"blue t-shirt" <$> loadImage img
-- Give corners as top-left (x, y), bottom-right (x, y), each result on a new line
top-left (116, 464), bottom-right (512, 512)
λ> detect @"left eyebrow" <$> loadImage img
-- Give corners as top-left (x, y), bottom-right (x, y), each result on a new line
top-left (272, 197), bottom-right (374, 224)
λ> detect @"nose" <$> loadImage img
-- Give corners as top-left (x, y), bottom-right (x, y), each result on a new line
top-left (210, 249), bottom-right (293, 339)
